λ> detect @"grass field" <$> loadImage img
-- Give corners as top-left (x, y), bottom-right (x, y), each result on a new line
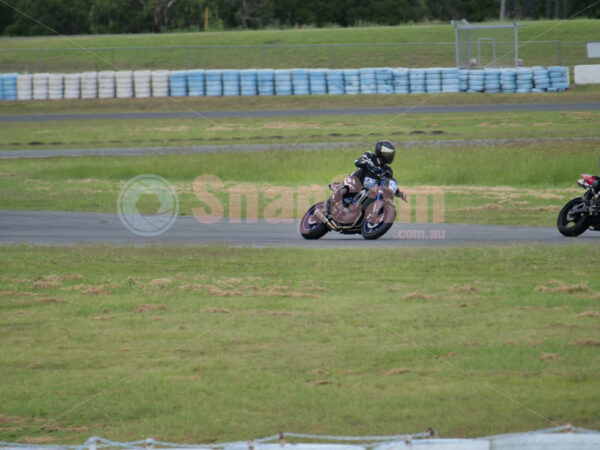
top-left (1, 245), bottom-right (599, 444)
top-left (1, 110), bottom-right (599, 151)
top-left (0, 20), bottom-right (597, 72)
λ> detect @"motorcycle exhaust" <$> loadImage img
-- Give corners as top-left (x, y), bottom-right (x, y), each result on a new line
top-left (313, 208), bottom-right (340, 231)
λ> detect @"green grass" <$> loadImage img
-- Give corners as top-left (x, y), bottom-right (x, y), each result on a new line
top-left (1, 245), bottom-right (599, 444)
top-left (2, 85), bottom-right (600, 115)
top-left (1, 140), bottom-right (595, 226)
top-left (0, 20), bottom-right (597, 71)
top-left (1, 110), bottom-right (599, 151)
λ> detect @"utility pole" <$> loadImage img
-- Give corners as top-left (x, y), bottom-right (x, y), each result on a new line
top-left (204, 6), bottom-right (208, 31)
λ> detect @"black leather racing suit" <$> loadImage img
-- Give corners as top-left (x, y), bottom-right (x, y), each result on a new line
top-left (351, 151), bottom-right (393, 183)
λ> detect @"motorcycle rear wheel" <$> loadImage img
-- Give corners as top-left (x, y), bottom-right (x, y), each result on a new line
top-left (299, 203), bottom-right (329, 240)
top-left (557, 197), bottom-right (591, 237)
top-left (361, 204), bottom-right (396, 240)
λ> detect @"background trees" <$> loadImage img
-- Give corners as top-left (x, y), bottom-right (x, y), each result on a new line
top-left (0, 0), bottom-right (598, 36)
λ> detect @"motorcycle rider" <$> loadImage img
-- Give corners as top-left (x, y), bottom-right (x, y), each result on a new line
top-left (328, 140), bottom-right (406, 223)
top-left (350, 140), bottom-right (407, 201)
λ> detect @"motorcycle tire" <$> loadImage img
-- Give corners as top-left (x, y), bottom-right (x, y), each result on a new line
top-left (557, 197), bottom-right (591, 237)
top-left (299, 202), bottom-right (329, 240)
top-left (361, 204), bottom-right (396, 240)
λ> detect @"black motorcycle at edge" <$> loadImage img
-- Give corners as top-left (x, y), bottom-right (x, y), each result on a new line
top-left (557, 173), bottom-right (600, 237)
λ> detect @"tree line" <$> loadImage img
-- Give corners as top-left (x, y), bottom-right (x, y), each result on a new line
top-left (0, 0), bottom-right (598, 36)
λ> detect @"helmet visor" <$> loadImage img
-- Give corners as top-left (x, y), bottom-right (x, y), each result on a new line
top-left (380, 144), bottom-right (395, 164)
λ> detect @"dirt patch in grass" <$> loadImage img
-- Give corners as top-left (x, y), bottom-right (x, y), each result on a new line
top-left (18, 437), bottom-right (56, 444)
top-left (11, 297), bottom-right (67, 305)
top-left (207, 286), bottom-right (243, 297)
top-left (527, 206), bottom-right (561, 212)
top-left (572, 339), bottom-right (600, 347)
top-left (540, 352), bottom-right (560, 361)
top-left (535, 284), bottom-right (589, 294)
top-left (201, 307), bottom-right (233, 314)
top-left (382, 367), bottom-right (411, 376)
top-left (249, 309), bottom-right (296, 316)
top-left (71, 284), bottom-right (113, 295)
top-left (403, 292), bottom-right (435, 300)
top-left (134, 303), bottom-right (169, 313)
top-left (179, 283), bottom-right (205, 292)
top-left (310, 379), bottom-right (331, 386)
top-left (32, 280), bottom-right (60, 289)
top-left (0, 414), bottom-right (45, 425)
top-left (575, 311), bottom-right (599, 318)
top-left (40, 424), bottom-right (89, 433)
top-left (91, 315), bottom-right (114, 320)
top-left (448, 284), bottom-right (479, 293)
top-left (305, 285), bottom-right (329, 292)
top-left (180, 280), bottom-right (320, 298)
top-left (43, 274), bottom-right (82, 282)
top-left (24, 178), bottom-right (49, 185)
top-left (0, 290), bottom-right (28, 297)
top-left (149, 278), bottom-right (173, 289)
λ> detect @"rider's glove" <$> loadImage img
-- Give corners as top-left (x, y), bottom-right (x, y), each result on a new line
top-left (370, 164), bottom-right (384, 174)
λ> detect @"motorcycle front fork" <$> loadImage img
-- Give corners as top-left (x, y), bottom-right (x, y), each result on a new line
top-left (583, 190), bottom-right (600, 215)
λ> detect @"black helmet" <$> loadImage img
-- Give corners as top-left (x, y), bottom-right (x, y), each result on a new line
top-left (375, 140), bottom-right (395, 164)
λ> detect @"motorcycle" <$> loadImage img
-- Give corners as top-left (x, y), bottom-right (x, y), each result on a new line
top-left (557, 173), bottom-right (600, 237)
top-left (299, 168), bottom-right (406, 240)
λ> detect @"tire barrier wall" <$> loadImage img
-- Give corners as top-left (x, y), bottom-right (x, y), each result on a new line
top-left (1, 67), bottom-right (570, 101)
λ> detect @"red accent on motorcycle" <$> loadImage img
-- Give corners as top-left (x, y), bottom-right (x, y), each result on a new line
top-left (581, 174), bottom-right (597, 186)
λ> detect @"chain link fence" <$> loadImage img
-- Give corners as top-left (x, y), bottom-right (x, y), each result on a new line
top-left (0, 41), bottom-right (589, 74)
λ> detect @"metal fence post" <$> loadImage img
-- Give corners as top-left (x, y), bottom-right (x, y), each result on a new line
top-left (111, 48), bottom-right (115, 69)
top-left (260, 47), bottom-right (265, 68)
top-left (408, 45), bottom-right (412, 68)
top-left (186, 47), bottom-right (190, 69)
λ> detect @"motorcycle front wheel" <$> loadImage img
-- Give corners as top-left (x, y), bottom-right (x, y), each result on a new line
top-left (557, 197), bottom-right (591, 237)
top-left (299, 202), bottom-right (329, 240)
top-left (361, 204), bottom-right (396, 240)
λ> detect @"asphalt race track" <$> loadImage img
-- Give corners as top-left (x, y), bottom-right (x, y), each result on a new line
top-left (2, 102), bottom-right (600, 123)
top-left (2, 210), bottom-right (599, 248)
